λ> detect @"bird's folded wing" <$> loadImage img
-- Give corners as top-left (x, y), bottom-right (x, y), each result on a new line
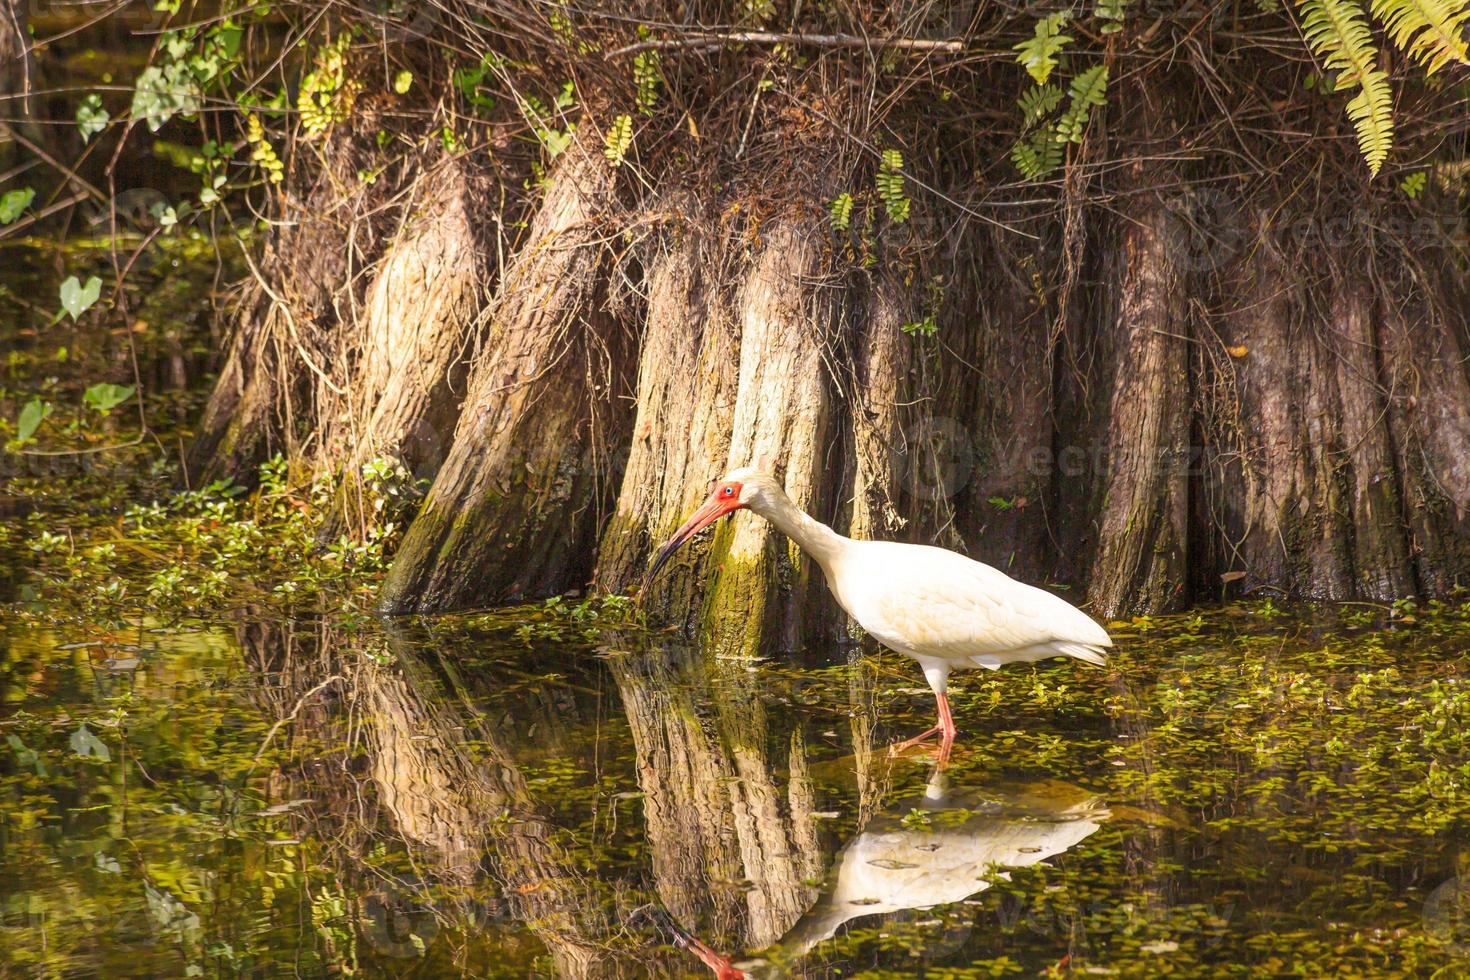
top-left (866, 549), bottom-right (1110, 660)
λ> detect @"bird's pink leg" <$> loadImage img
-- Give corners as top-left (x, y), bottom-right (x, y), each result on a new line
top-left (684, 936), bottom-right (747, 979)
top-left (890, 691), bottom-right (959, 755)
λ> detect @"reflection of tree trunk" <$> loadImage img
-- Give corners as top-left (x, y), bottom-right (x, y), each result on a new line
top-left (610, 639), bottom-right (821, 950)
top-left (717, 662), bottom-right (823, 946)
top-left (1106, 675), bottom-right (1178, 930)
top-left (360, 661), bottom-right (485, 878)
top-left (235, 616), bottom-right (666, 978)
top-left (364, 633), bottom-right (631, 978)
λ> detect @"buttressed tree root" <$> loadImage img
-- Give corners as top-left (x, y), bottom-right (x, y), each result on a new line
top-left (186, 2), bottom-right (1470, 637)
top-left (377, 127), bottom-right (636, 612)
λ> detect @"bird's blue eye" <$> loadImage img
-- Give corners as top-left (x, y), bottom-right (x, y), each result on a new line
top-left (723, 486), bottom-right (733, 496)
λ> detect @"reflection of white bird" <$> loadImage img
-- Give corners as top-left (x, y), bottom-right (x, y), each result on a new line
top-left (648, 468), bottom-right (1113, 753)
top-left (767, 771), bottom-right (1108, 963)
top-left (654, 770), bottom-right (1108, 978)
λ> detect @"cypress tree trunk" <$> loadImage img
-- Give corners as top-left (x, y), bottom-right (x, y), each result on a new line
top-left (377, 130), bottom-right (636, 611)
top-left (1322, 279), bottom-right (1416, 598)
top-left (700, 218), bottom-right (845, 655)
top-left (596, 218), bottom-right (740, 626)
top-left (321, 160), bottom-right (487, 537)
top-left (1378, 264), bottom-right (1470, 592)
top-left (186, 3), bottom-right (1470, 630)
top-left (186, 110), bottom-right (404, 485)
top-left (1086, 195), bottom-right (1191, 616)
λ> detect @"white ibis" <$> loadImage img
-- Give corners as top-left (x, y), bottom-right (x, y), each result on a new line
top-left (647, 467), bottom-right (1113, 754)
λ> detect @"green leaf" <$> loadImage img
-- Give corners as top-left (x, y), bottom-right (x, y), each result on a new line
top-left (59, 275), bottom-right (102, 321)
top-left (542, 126), bottom-right (575, 158)
top-left (1012, 127), bottom-right (1064, 180)
top-left (1371, 0), bottom-right (1470, 75)
top-left (1055, 64), bottom-right (1109, 144)
top-left (828, 192), bottom-right (854, 231)
top-left (392, 70), bottom-right (413, 94)
top-left (603, 113), bottom-right (633, 165)
top-left (633, 50), bottom-right (661, 113)
top-left (1096, 0), bottom-right (1130, 33)
top-left (150, 200), bottom-right (179, 227)
top-left (1014, 13), bottom-right (1073, 85)
top-left (83, 382), bottom-right (136, 413)
top-left (70, 724), bottom-right (111, 762)
top-left (1018, 83), bottom-right (1064, 130)
top-left (6, 734), bottom-right (47, 776)
top-left (902, 314), bottom-right (938, 336)
top-left (77, 94), bottom-right (109, 142)
top-left (1294, 0), bottom-right (1395, 176)
top-left (131, 62), bottom-right (202, 132)
top-left (876, 149), bottom-right (910, 223)
top-left (0, 186), bottom-right (35, 224)
top-left (17, 398), bottom-right (51, 441)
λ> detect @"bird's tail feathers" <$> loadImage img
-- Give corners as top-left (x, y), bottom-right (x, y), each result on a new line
top-left (1055, 642), bottom-right (1108, 666)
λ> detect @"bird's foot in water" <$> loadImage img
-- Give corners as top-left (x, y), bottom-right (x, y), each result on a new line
top-left (888, 728), bottom-right (955, 764)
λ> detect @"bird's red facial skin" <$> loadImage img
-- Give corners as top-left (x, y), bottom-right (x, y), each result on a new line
top-left (644, 482), bottom-right (745, 587)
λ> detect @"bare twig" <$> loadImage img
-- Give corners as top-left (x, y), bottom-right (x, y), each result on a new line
top-left (605, 31), bottom-right (964, 59)
top-left (253, 675), bottom-right (346, 763)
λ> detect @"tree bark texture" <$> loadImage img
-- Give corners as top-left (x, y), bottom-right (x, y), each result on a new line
top-left (190, 41), bottom-right (1470, 631)
top-left (186, 108), bottom-right (408, 485)
top-left (377, 131), bottom-right (635, 611)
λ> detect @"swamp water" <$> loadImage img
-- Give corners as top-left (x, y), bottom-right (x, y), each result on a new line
top-left (6, 242), bottom-right (1470, 977)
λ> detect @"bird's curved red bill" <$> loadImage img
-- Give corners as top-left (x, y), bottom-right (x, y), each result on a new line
top-left (644, 494), bottom-right (740, 590)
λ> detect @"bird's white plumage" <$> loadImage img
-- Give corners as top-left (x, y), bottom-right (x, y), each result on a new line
top-left (824, 541), bottom-right (1111, 679)
top-left (719, 469), bottom-right (1111, 702)
top-left (767, 772), bottom-right (1108, 959)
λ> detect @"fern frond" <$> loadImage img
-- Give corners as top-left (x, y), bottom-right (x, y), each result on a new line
top-left (1371, 0), bottom-right (1470, 74)
top-left (1013, 14), bottom-right (1073, 85)
top-left (1011, 128), bottom-right (1064, 180)
top-left (828, 192), bottom-right (854, 231)
top-left (876, 150), bottom-right (910, 222)
top-left (603, 114), bottom-right (633, 165)
top-left (1096, 0), bottom-right (1130, 33)
top-left (1344, 65), bottom-right (1395, 174)
top-left (1018, 83), bottom-right (1064, 130)
top-left (1294, 0), bottom-right (1396, 175)
top-left (1056, 64), bottom-right (1109, 144)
